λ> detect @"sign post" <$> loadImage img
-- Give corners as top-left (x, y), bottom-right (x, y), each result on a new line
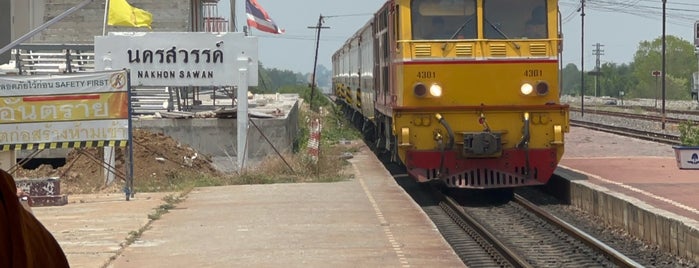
top-left (0, 70), bottom-right (131, 191)
top-left (237, 57), bottom-right (250, 172)
top-left (95, 32), bottom-right (259, 179)
top-left (652, 70), bottom-right (661, 108)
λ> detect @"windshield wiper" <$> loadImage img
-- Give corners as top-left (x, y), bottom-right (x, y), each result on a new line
top-left (485, 18), bottom-right (520, 49)
top-left (449, 16), bottom-right (474, 40)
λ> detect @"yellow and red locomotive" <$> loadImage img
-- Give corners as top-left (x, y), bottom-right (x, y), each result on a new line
top-left (332, 0), bottom-right (569, 189)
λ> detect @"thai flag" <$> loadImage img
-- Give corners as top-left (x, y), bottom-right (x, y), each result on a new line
top-left (246, 0), bottom-right (285, 34)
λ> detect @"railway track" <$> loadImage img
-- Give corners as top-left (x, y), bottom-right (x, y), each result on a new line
top-left (570, 119), bottom-right (680, 145)
top-left (423, 185), bottom-right (642, 267)
top-left (570, 107), bottom-right (699, 125)
top-left (601, 105), bottom-right (699, 117)
top-left (512, 194), bottom-right (641, 267)
top-left (437, 189), bottom-right (529, 268)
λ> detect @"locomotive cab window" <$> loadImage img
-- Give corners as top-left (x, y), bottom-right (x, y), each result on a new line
top-left (483, 0), bottom-right (548, 39)
top-left (411, 0), bottom-right (477, 40)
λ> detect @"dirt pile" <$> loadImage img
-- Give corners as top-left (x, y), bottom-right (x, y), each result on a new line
top-left (12, 129), bottom-right (223, 194)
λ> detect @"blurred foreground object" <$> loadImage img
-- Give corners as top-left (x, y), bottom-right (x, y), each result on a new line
top-left (0, 169), bottom-right (69, 268)
top-left (16, 188), bottom-right (33, 214)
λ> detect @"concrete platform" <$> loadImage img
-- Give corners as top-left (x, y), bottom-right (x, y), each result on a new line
top-left (109, 145), bottom-right (463, 267)
top-left (32, 192), bottom-right (175, 268)
top-left (555, 127), bottom-right (699, 262)
top-left (33, 145), bottom-right (463, 267)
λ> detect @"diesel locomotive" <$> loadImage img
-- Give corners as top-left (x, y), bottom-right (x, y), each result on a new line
top-left (332, 0), bottom-right (570, 189)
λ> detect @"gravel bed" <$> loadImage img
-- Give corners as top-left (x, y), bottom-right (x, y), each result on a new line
top-left (557, 97), bottom-right (698, 266)
top-left (516, 187), bottom-right (698, 268)
top-left (565, 96), bottom-right (699, 137)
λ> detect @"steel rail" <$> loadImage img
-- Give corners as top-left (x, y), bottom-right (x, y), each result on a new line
top-left (438, 191), bottom-right (533, 268)
top-left (513, 194), bottom-right (643, 268)
top-left (570, 119), bottom-right (680, 145)
top-left (570, 107), bottom-right (699, 125)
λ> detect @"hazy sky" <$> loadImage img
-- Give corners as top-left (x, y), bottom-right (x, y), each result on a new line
top-left (220, 0), bottom-right (698, 73)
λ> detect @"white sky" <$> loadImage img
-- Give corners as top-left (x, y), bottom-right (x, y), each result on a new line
top-left (220, 0), bottom-right (698, 73)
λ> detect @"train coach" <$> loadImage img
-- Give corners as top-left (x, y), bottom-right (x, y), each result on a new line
top-left (332, 0), bottom-right (570, 189)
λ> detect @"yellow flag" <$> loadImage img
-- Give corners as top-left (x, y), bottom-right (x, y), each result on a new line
top-left (108, 0), bottom-right (153, 29)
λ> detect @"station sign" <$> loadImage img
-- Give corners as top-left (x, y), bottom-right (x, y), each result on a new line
top-left (0, 70), bottom-right (130, 150)
top-left (95, 32), bottom-right (258, 87)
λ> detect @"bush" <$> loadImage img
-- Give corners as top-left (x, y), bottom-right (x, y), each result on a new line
top-left (678, 121), bottom-right (699, 146)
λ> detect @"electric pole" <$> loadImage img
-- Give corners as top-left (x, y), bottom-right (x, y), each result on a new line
top-left (592, 43), bottom-right (604, 97)
top-left (661, 0), bottom-right (667, 129)
top-left (580, 0), bottom-right (586, 116)
top-left (307, 14), bottom-right (329, 112)
top-left (230, 0), bottom-right (236, 32)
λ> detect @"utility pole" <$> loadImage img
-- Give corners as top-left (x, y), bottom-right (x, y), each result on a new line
top-left (230, 0), bottom-right (236, 32)
top-left (694, 21), bottom-right (699, 103)
top-left (661, 0), bottom-right (667, 129)
top-left (580, 0), bottom-right (586, 116)
top-left (592, 43), bottom-right (604, 98)
top-left (307, 14), bottom-right (329, 112)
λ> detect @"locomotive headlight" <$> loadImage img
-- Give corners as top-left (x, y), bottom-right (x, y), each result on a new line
top-left (520, 83), bottom-right (534, 95)
top-left (429, 84), bottom-right (443, 97)
top-left (536, 81), bottom-right (550, 96)
top-left (414, 83), bottom-right (427, 97)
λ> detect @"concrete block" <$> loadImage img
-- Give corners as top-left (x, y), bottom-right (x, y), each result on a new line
top-left (691, 228), bottom-right (699, 263)
top-left (627, 203), bottom-right (637, 237)
top-left (658, 215), bottom-right (669, 251)
top-left (621, 199), bottom-right (629, 232)
top-left (670, 219), bottom-right (678, 255)
top-left (604, 194), bottom-right (613, 225)
top-left (14, 177), bottom-right (68, 207)
top-left (568, 179), bottom-right (699, 262)
top-left (31, 195), bottom-right (68, 207)
top-left (15, 177), bottom-right (62, 196)
top-left (678, 224), bottom-right (687, 259)
top-left (638, 205), bottom-right (647, 241)
top-left (649, 212), bottom-right (657, 245)
top-left (575, 181), bottom-right (586, 210)
top-left (613, 196), bottom-right (624, 227)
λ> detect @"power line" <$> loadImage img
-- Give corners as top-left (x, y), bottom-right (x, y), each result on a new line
top-left (560, 0), bottom-right (698, 27)
top-left (323, 13), bottom-right (374, 18)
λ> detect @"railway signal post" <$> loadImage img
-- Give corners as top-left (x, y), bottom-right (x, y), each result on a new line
top-left (652, 70), bottom-right (661, 108)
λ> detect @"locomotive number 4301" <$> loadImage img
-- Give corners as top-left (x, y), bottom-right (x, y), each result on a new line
top-left (524, 69), bottom-right (543, 77)
top-left (417, 71), bottom-right (436, 79)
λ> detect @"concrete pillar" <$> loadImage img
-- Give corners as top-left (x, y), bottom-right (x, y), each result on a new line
top-left (237, 56), bottom-right (249, 171)
top-left (104, 147), bottom-right (116, 185)
top-left (0, 151), bottom-right (17, 172)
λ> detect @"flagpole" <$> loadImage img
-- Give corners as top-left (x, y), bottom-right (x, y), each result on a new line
top-left (102, 0), bottom-right (110, 35)
top-left (230, 0), bottom-right (236, 32)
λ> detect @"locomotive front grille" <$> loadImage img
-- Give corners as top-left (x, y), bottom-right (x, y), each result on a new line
top-left (489, 44), bottom-right (507, 57)
top-left (529, 43), bottom-right (548, 56)
top-left (438, 167), bottom-right (539, 188)
top-left (414, 44), bottom-right (432, 57)
top-left (455, 44), bottom-right (474, 57)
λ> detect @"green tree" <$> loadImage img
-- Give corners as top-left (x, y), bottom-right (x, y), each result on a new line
top-left (278, 84), bottom-right (330, 109)
top-left (598, 62), bottom-right (637, 98)
top-left (632, 35), bottom-right (695, 100)
top-left (561, 63), bottom-right (580, 96)
top-left (253, 64), bottom-right (305, 94)
top-left (561, 63), bottom-right (596, 97)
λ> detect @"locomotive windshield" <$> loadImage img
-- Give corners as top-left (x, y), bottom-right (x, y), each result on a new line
top-left (484, 0), bottom-right (548, 39)
top-left (411, 0), bottom-right (477, 40)
top-left (411, 0), bottom-right (549, 40)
